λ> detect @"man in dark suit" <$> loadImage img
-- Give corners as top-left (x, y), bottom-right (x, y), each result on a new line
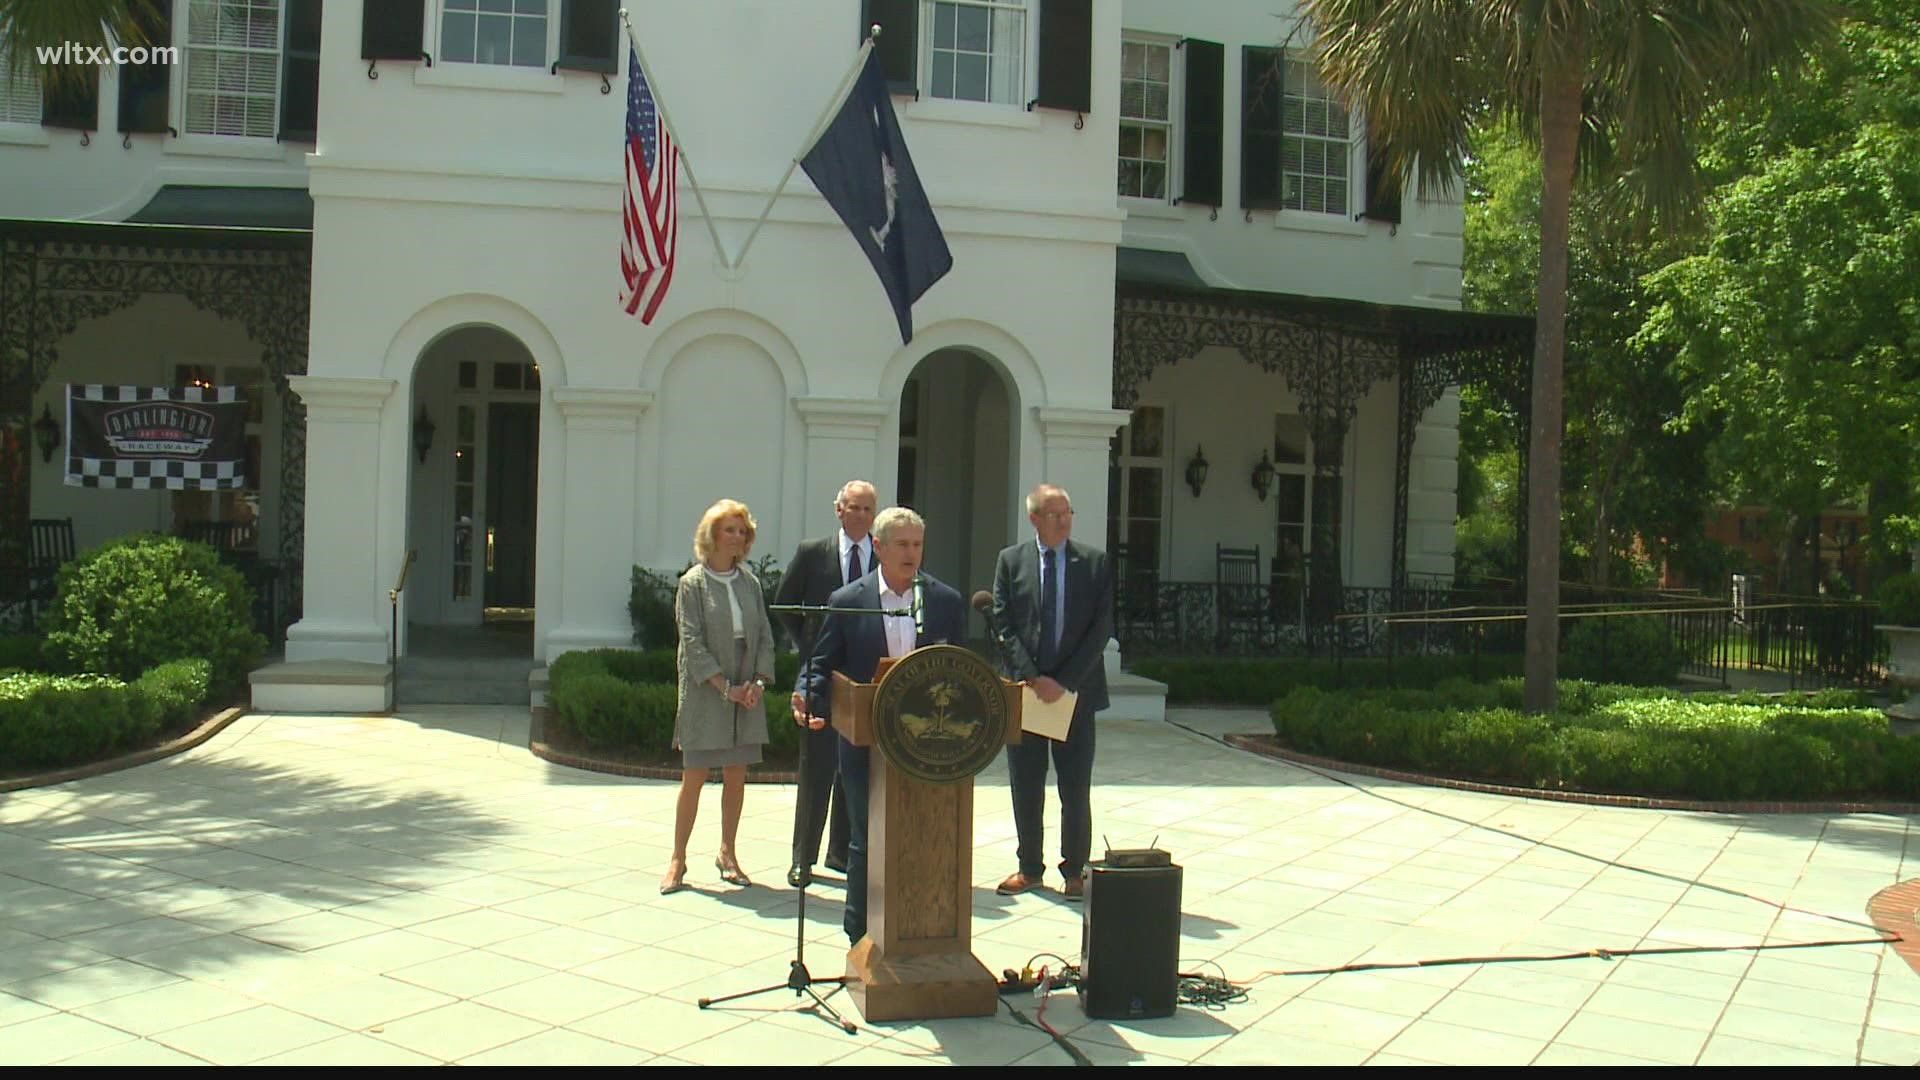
top-left (990, 483), bottom-right (1113, 901)
top-left (792, 506), bottom-right (967, 945)
top-left (774, 480), bottom-right (877, 889)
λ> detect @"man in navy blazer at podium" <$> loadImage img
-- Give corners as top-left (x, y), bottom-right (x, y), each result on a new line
top-left (791, 506), bottom-right (966, 945)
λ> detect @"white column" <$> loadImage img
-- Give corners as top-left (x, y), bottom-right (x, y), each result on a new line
top-left (284, 376), bottom-right (398, 663)
top-left (794, 397), bottom-right (890, 536)
top-left (545, 387), bottom-right (654, 661)
top-left (1033, 406), bottom-right (1130, 528)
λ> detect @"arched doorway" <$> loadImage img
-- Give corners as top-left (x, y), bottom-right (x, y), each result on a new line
top-left (407, 326), bottom-right (542, 632)
top-left (896, 348), bottom-right (1016, 600)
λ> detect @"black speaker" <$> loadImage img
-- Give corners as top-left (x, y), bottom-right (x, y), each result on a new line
top-left (1079, 859), bottom-right (1182, 1019)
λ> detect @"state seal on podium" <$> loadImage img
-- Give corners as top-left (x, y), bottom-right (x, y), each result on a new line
top-left (871, 644), bottom-right (1008, 784)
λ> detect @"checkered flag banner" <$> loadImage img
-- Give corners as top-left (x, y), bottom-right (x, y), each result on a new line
top-left (63, 384), bottom-right (249, 490)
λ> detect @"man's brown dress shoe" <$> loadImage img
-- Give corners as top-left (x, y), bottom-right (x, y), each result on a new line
top-left (996, 871), bottom-right (1043, 896)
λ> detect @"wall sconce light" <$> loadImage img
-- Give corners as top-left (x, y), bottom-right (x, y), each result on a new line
top-left (1251, 449), bottom-right (1276, 502)
top-left (32, 404), bottom-right (61, 464)
top-left (1184, 445), bottom-right (1209, 497)
top-left (412, 405), bottom-right (436, 464)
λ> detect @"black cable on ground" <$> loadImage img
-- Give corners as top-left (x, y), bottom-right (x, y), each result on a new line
top-left (1000, 987), bottom-right (1093, 1066)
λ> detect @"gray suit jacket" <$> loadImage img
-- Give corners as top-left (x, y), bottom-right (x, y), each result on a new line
top-left (674, 564), bottom-right (777, 753)
top-left (991, 538), bottom-right (1113, 713)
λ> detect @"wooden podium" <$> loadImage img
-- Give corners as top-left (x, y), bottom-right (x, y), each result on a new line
top-left (831, 655), bottom-right (1021, 1022)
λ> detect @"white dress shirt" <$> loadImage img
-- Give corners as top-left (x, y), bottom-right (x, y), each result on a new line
top-left (880, 576), bottom-right (915, 659)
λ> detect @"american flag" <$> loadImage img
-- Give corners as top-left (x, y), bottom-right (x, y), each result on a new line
top-left (620, 46), bottom-right (677, 322)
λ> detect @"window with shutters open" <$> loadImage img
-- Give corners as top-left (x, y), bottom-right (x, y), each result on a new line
top-left (182, 0), bottom-right (283, 139)
top-left (441, 0), bottom-right (552, 68)
top-left (1279, 55), bottom-right (1355, 217)
top-left (0, 26), bottom-right (44, 127)
top-left (1118, 36), bottom-right (1177, 203)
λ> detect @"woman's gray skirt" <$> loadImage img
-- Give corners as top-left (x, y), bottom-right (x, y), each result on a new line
top-left (681, 639), bottom-right (765, 770)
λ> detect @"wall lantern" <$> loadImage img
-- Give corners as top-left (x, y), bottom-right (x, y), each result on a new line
top-left (1184, 445), bottom-right (1209, 497)
top-left (413, 405), bottom-right (436, 464)
top-left (32, 404), bottom-right (61, 464)
top-left (1251, 450), bottom-right (1276, 502)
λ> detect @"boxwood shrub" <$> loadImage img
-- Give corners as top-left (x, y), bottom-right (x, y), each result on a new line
top-left (0, 658), bottom-right (210, 770)
top-left (1129, 654), bottom-right (1528, 705)
top-left (40, 534), bottom-right (263, 697)
top-left (547, 648), bottom-right (801, 761)
top-left (1270, 678), bottom-right (1920, 802)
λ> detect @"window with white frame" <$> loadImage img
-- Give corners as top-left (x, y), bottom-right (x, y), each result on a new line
top-left (0, 30), bottom-right (43, 126)
top-left (1118, 37), bottom-right (1173, 200)
top-left (442, 0), bottom-right (550, 68)
top-left (1107, 406), bottom-right (1168, 573)
top-left (925, 0), bottom-right (1026, 105)
top-left (1281, 56), bottom-right (1353, 216)
top-left (183, 0), bottom-right (282, 138)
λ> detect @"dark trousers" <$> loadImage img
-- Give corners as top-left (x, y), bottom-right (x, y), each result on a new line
top-left (790, 724), bottom-right (851, 869)
top-left (836, 735), bottom-right (872, 944)
top-left (1006, 695), bottom-right (1096, 880)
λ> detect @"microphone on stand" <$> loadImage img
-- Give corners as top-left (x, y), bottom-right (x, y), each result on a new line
top-left (911, 574), bottom-right (926, 638)
top-left (973, 590), bottom-right (1017, 675)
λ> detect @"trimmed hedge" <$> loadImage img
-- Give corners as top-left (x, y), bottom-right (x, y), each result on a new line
top-left (0, 658), bottom-right (210, 770)
top-left (1561, 615), bottom-right (1682, 686)
top-left (1129, 654), bottom-right (1528, 705)
top-left (40, 534), bottom-right (263, 696)
top-left (0, 634), bottom-right (43, 674)
top-left (546, 648), bottom-right (801, 761)
top-left (1269, 677), bottom-right (1920, 802)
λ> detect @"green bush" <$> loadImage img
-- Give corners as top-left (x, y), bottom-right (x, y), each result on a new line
top-left (40, 535), bottom-right (263, 696)
top-left (1876, 572), bottom-right (1920, 627)
top-left (547, 647), bottom-right (800, 759)
top-left (137, 659), bottom-right (213, 731)
top-left (1270, 680), bottom-right (1910, 802)
top-left (0, 634), bottom-right (43, 673)
top-left (1561, 615), bottom-right (1681, 686)
top-left (629, 566), bottom-right (680, 648)
top-left (1129, 654), bottom-right (1527, 705)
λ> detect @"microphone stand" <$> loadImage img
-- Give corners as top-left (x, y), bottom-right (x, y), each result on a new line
top-left (698, 602), bottom-right (861, 1035)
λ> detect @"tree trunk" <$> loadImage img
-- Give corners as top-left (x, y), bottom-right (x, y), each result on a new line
top-left (1524, 62), bottom-right (1583, 714)
top-left (1588, 442), bottom-right (1627, 592)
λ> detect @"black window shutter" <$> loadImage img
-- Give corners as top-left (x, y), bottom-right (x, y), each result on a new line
top-left (861, 0), bottom-right (917, 96)
top-left (1179, 39), bottom-right (1223, 206)
top-left (1240, 46), bottom-right (1284, 210)
top-left (1363, 145), bottom-right (1403, 224)
top-left (362, 0), bottom-right (426, 61)
top-left (117, 0), bottom-right (173, 135)
top-left (280, 0), bottom-right (322, 142)
top-left (557, 0), bottom-right (619, 75)
top-left (43, 77), bottom-right (100, 132)
top-left (1033, 0), bottom-right (1091, 113)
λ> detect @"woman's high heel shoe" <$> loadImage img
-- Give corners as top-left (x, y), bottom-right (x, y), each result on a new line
top-left (659, 857), bottom-right (689, 895)
top-left (715, 854), bottom-right (751, 887)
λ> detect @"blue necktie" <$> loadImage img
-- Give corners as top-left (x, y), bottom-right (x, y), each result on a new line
top-left (847, 544), bottom-right (862, 584)
top-left (1039, 548), bottom-right (1058, 670)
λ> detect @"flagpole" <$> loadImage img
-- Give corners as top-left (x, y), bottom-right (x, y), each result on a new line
top-left (619, 8), bottom-right (732, 269)
top-left (729, 27), bottom-right (880, 271)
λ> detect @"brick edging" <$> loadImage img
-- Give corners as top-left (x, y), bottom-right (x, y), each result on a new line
top-left (0, 706), bottom-right (249, 794)
top-left (1222, 733), bottom-right (1920, 815)
top-left (526, 706), bottom-right (798, 783)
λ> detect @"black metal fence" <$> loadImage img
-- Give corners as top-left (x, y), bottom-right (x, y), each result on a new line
top-left (1116, 575), bottom-right (1891, 691)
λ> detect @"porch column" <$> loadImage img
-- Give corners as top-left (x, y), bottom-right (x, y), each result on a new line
top-left (284, 376), bottom-right (397, 663)
top-left (795, 397), bottom-right (888, 537)
top-left (1034, 407), bottom-right (1130, 528)
top-left (545, 387), bottom-right (654, 661)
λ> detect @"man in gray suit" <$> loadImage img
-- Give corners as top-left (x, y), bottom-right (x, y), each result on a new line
top-left (989, 483), bottom-right (1113, 900)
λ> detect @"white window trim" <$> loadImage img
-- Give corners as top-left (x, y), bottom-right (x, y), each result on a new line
top-left (1118, 32), bottom-right (1180, 210)
top-left (435, 0), bottom-right (559, 72)
top-left (1112, 403), bottom-right (1171, 574)
top-left (917, 0), bottom-right (1038, 111)
top-left (1269, 49), bottom-right (1367, 235)
top-left (174, 0), bottom-right (286, 144)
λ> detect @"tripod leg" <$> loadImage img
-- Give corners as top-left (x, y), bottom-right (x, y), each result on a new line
top-left (801, 984), bottom-right (858, 1035)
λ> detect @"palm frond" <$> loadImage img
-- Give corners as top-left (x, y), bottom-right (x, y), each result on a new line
top-left (0, 0), bottom-right (149, 94)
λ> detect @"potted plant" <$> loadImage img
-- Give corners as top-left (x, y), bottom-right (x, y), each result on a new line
top-left (1875, 571), bottom-right (1920, 731)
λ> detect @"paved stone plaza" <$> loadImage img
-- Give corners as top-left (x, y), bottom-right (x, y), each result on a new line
top-left (1, 706), bottom-right (1917, 1065)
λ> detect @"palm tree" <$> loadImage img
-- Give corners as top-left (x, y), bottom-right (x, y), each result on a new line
top-left (1301, 0), bottom-right (1838, 711)
top-left (1, 0), bottom-right (148, 93)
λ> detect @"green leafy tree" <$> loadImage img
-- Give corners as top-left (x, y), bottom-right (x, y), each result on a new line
top-left (0, 1), bottom-right (151, 93)
top-left (1304, 0), bottom-right (1838, 711)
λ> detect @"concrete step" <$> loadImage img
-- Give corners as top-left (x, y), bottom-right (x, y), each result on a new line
top-left (394, 677), bottom-right (531, 706)
top-left (251, 660), bottom-right (392, 713)
top-left (1105, 670), bottom-right (1168, 722)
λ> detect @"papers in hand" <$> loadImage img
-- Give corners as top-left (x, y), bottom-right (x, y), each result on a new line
top-left (1020, 685), bottom-right (1077, 742)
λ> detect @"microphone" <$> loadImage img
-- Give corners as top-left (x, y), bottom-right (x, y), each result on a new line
top-left (911, 574), bottom-right (925, 637)
top-left (974, 590), bottom-right (1016, 674)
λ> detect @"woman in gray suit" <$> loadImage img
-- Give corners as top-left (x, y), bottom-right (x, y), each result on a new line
top-left (663, 498), bottom-right (776, 895)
